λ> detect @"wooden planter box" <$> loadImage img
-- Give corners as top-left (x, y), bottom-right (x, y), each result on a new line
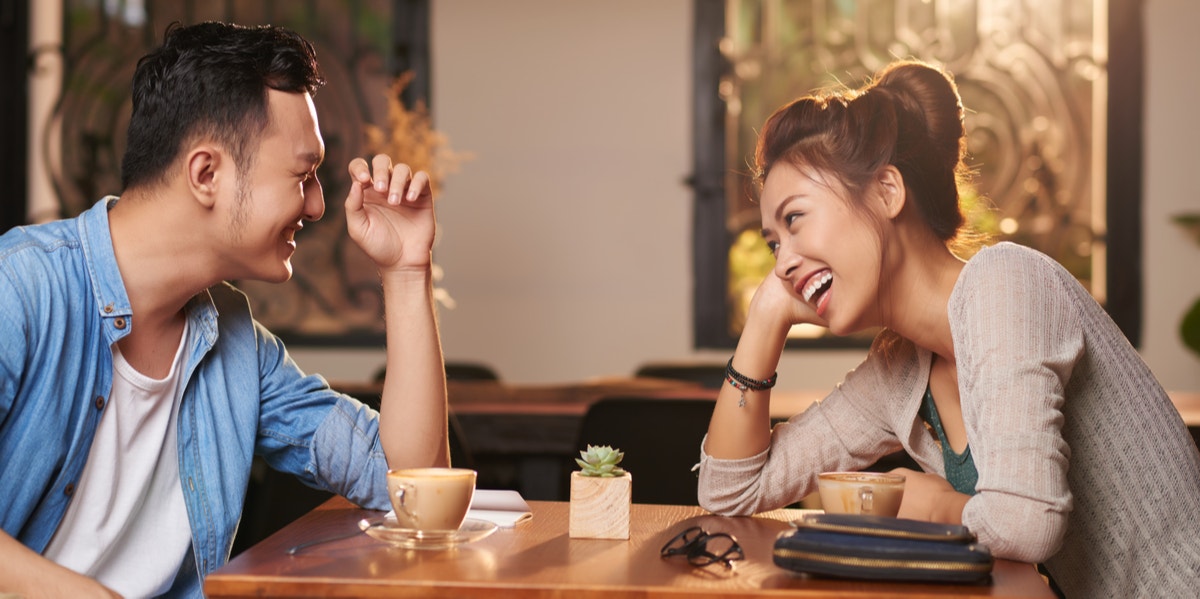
top-left (568, 471), bottom-right (632, 539)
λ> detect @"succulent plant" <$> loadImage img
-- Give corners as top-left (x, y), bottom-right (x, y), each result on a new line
top-left (575, 444), bottom-right (627, 477)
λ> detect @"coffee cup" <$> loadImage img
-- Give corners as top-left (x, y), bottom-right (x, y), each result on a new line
top-left (386, 467), bottom-right (477, 532)
top-left (817, 471), bottom-right (905, 517)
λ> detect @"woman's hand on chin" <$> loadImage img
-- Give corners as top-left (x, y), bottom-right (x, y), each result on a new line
top-left (747, 273), bottom-right (827, 332)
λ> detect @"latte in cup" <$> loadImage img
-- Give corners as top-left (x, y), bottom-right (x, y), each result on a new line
top-left (817, 471), bottom-right (905, 517)
top-left (386, 467), bottom-right (477, 532)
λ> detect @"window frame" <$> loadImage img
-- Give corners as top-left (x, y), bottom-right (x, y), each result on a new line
top-left (690, 0), bottom-right (1144, 349)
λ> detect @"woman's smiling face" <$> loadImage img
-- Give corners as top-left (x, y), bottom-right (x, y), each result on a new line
top-left (759, 162), bottom-right (886, 336)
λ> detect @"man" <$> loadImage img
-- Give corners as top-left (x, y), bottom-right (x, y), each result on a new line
top-left (0, 21), bottom-right (447, 597)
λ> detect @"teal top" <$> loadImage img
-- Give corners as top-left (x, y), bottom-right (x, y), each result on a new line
top-left (918, 386), bottom-right (979, 495)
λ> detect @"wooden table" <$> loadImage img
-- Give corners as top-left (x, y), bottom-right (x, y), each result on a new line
top-left (334, 378), bottom-right (823, 455)
top-left (206, 496), bottom-right (1055, 598)
top-left (333, 379), bottom-right (1200, 500)
top-left (436, 381), bottom-right (1200, 456)
top-left (336, 379), bottom-right (1200, 450)
top-left (440, 380), bottom-right (1200, 426)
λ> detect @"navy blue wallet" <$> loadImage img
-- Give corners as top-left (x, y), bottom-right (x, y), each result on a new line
top-left (772, 513), bottom-right (994, 584)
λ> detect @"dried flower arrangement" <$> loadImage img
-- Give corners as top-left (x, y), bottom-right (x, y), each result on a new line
top-left (363, 72), bottom-right (472, 309)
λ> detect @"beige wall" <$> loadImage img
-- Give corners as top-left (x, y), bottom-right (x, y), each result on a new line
top-left (293, 0), bottom-right (1200, 393)
top-left (1141, 0), bottom-right (1200, 392)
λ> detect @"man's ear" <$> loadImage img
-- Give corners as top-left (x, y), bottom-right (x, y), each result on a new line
top-left (875, 165), bottom-right (907, 220)
top-left (186, 145), bottom-right (223, 209)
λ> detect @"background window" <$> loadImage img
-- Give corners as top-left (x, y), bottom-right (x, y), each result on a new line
top-left (692, 0), bottom-right (1143, 349)
top-left (41, 0), bottom-right (429, 345)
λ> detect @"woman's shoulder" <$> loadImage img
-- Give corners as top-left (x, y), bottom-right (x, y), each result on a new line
top-left (955, 242), bottom-right (1076, 298)
top-left (964, 241), bottom-right (1063, 274)
top-left (949, 242), bottom-right (1091, 349)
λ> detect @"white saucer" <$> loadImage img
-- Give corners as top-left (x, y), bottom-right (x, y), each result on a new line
top-left (358, 517), bottom-right (498, 550)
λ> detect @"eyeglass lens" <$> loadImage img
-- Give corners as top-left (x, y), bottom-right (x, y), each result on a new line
top-left (660, 526), bottom-right (744, 569)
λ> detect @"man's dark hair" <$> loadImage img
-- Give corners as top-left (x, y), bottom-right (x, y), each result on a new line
top-left (120, 21), bottom-right (326, 191)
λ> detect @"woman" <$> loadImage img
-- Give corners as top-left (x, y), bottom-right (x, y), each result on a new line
top-left (696, 59), bottom-right (1200, 597)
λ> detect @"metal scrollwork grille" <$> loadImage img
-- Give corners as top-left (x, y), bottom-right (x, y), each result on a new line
top-left (48, 0), bottom-right (428, 345)
top-left (707, 0), bottom-right (1123, 346)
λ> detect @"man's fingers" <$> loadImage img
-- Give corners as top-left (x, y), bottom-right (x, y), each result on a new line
top-left (371, 154), bottom-right (394, 193)
top-left (407, 171), bottom-right (431, 202)
top-left (347, 156), bottom-right (431, 206)
top-left (348, 157), bottom-right (371, 184)
top-left (388, 164), bottom-right (414, 205)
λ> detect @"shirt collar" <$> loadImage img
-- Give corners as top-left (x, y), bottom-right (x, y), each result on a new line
top-left (77, 196), bottom-right (133, 324)
top-left (75, 197), bottom-right (220, 348)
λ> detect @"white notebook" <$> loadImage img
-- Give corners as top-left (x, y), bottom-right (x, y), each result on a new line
top-left (467, 489), bottom-right (533, 528)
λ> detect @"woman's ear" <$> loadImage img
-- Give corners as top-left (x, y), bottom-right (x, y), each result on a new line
top-left (186, 145), bottom-right (223, 209)
top-left (875, 165), bottom-right (907, 220)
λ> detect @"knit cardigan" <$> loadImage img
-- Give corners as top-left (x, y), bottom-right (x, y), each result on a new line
top-left (697, 242), bottom-right (1200, 598)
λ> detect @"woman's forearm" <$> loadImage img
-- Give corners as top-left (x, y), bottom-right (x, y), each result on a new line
top-left (703, 310), bottom-right (791, 459)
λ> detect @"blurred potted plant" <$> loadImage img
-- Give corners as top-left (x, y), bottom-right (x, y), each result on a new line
top-left (569, 445), bottom-right (631, 539)
top-left (1173, 213), bottom-right (1200, 358)
top-left (363, 72), bottom-right (471, 309)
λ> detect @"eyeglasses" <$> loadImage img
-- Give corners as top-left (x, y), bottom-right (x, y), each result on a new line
top-left (659, 526), bottom-right (745, 570)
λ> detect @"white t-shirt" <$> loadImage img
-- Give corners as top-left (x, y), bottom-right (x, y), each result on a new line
top-left (43, 322), bottom-right (194, 597)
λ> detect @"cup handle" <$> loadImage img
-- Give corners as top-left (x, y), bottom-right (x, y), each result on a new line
top-left (393, 482), bottom-right (418, 526)
top-left (859, 486), bottom-right (874, 514)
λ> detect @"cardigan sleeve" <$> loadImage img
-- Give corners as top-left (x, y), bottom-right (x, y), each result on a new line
top-left (952, 243), bottom-right (1080, 562)
top-left (697, 346), bottom-right (916, 516)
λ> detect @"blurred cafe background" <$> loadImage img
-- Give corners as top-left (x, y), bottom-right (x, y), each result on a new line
top-left (3, 0), bottom-right (1197, 551)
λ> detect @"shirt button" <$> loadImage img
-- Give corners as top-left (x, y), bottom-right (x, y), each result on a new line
top-left (64, 483), bottom-right (75, 496)
top-left (114, 317), bottom-right (127, 330)
top-left (103, 304), bottom-right (114, 314)
top-left (95, 396), bottom-right (105, 410)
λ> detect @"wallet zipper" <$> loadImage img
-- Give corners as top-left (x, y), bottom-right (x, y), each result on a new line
top-left (774, 548), bottom-right (992, 575)
top-left (797, 520), bottom-right (974, 542)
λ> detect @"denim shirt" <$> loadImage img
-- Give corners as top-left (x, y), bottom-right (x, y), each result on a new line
top-left (0, 198), bottom-right (391, 597)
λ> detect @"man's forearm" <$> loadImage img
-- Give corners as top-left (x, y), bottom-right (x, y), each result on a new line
top-left (377, 266), bottom-right (449, 469)
top-left (0, 531), bottom-right (120, 598)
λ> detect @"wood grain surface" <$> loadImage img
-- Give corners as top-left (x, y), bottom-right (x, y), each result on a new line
top-left (205, 497), bottom-right (1055, 599)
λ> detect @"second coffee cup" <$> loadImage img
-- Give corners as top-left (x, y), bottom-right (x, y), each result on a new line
top-left (817, 471), bottom-right (905, 517)
top-left (386, 467), bottom-right (477, 532)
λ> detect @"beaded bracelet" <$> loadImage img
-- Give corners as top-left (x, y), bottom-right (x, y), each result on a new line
top-left (725, 357), bottom-right (778, 408)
